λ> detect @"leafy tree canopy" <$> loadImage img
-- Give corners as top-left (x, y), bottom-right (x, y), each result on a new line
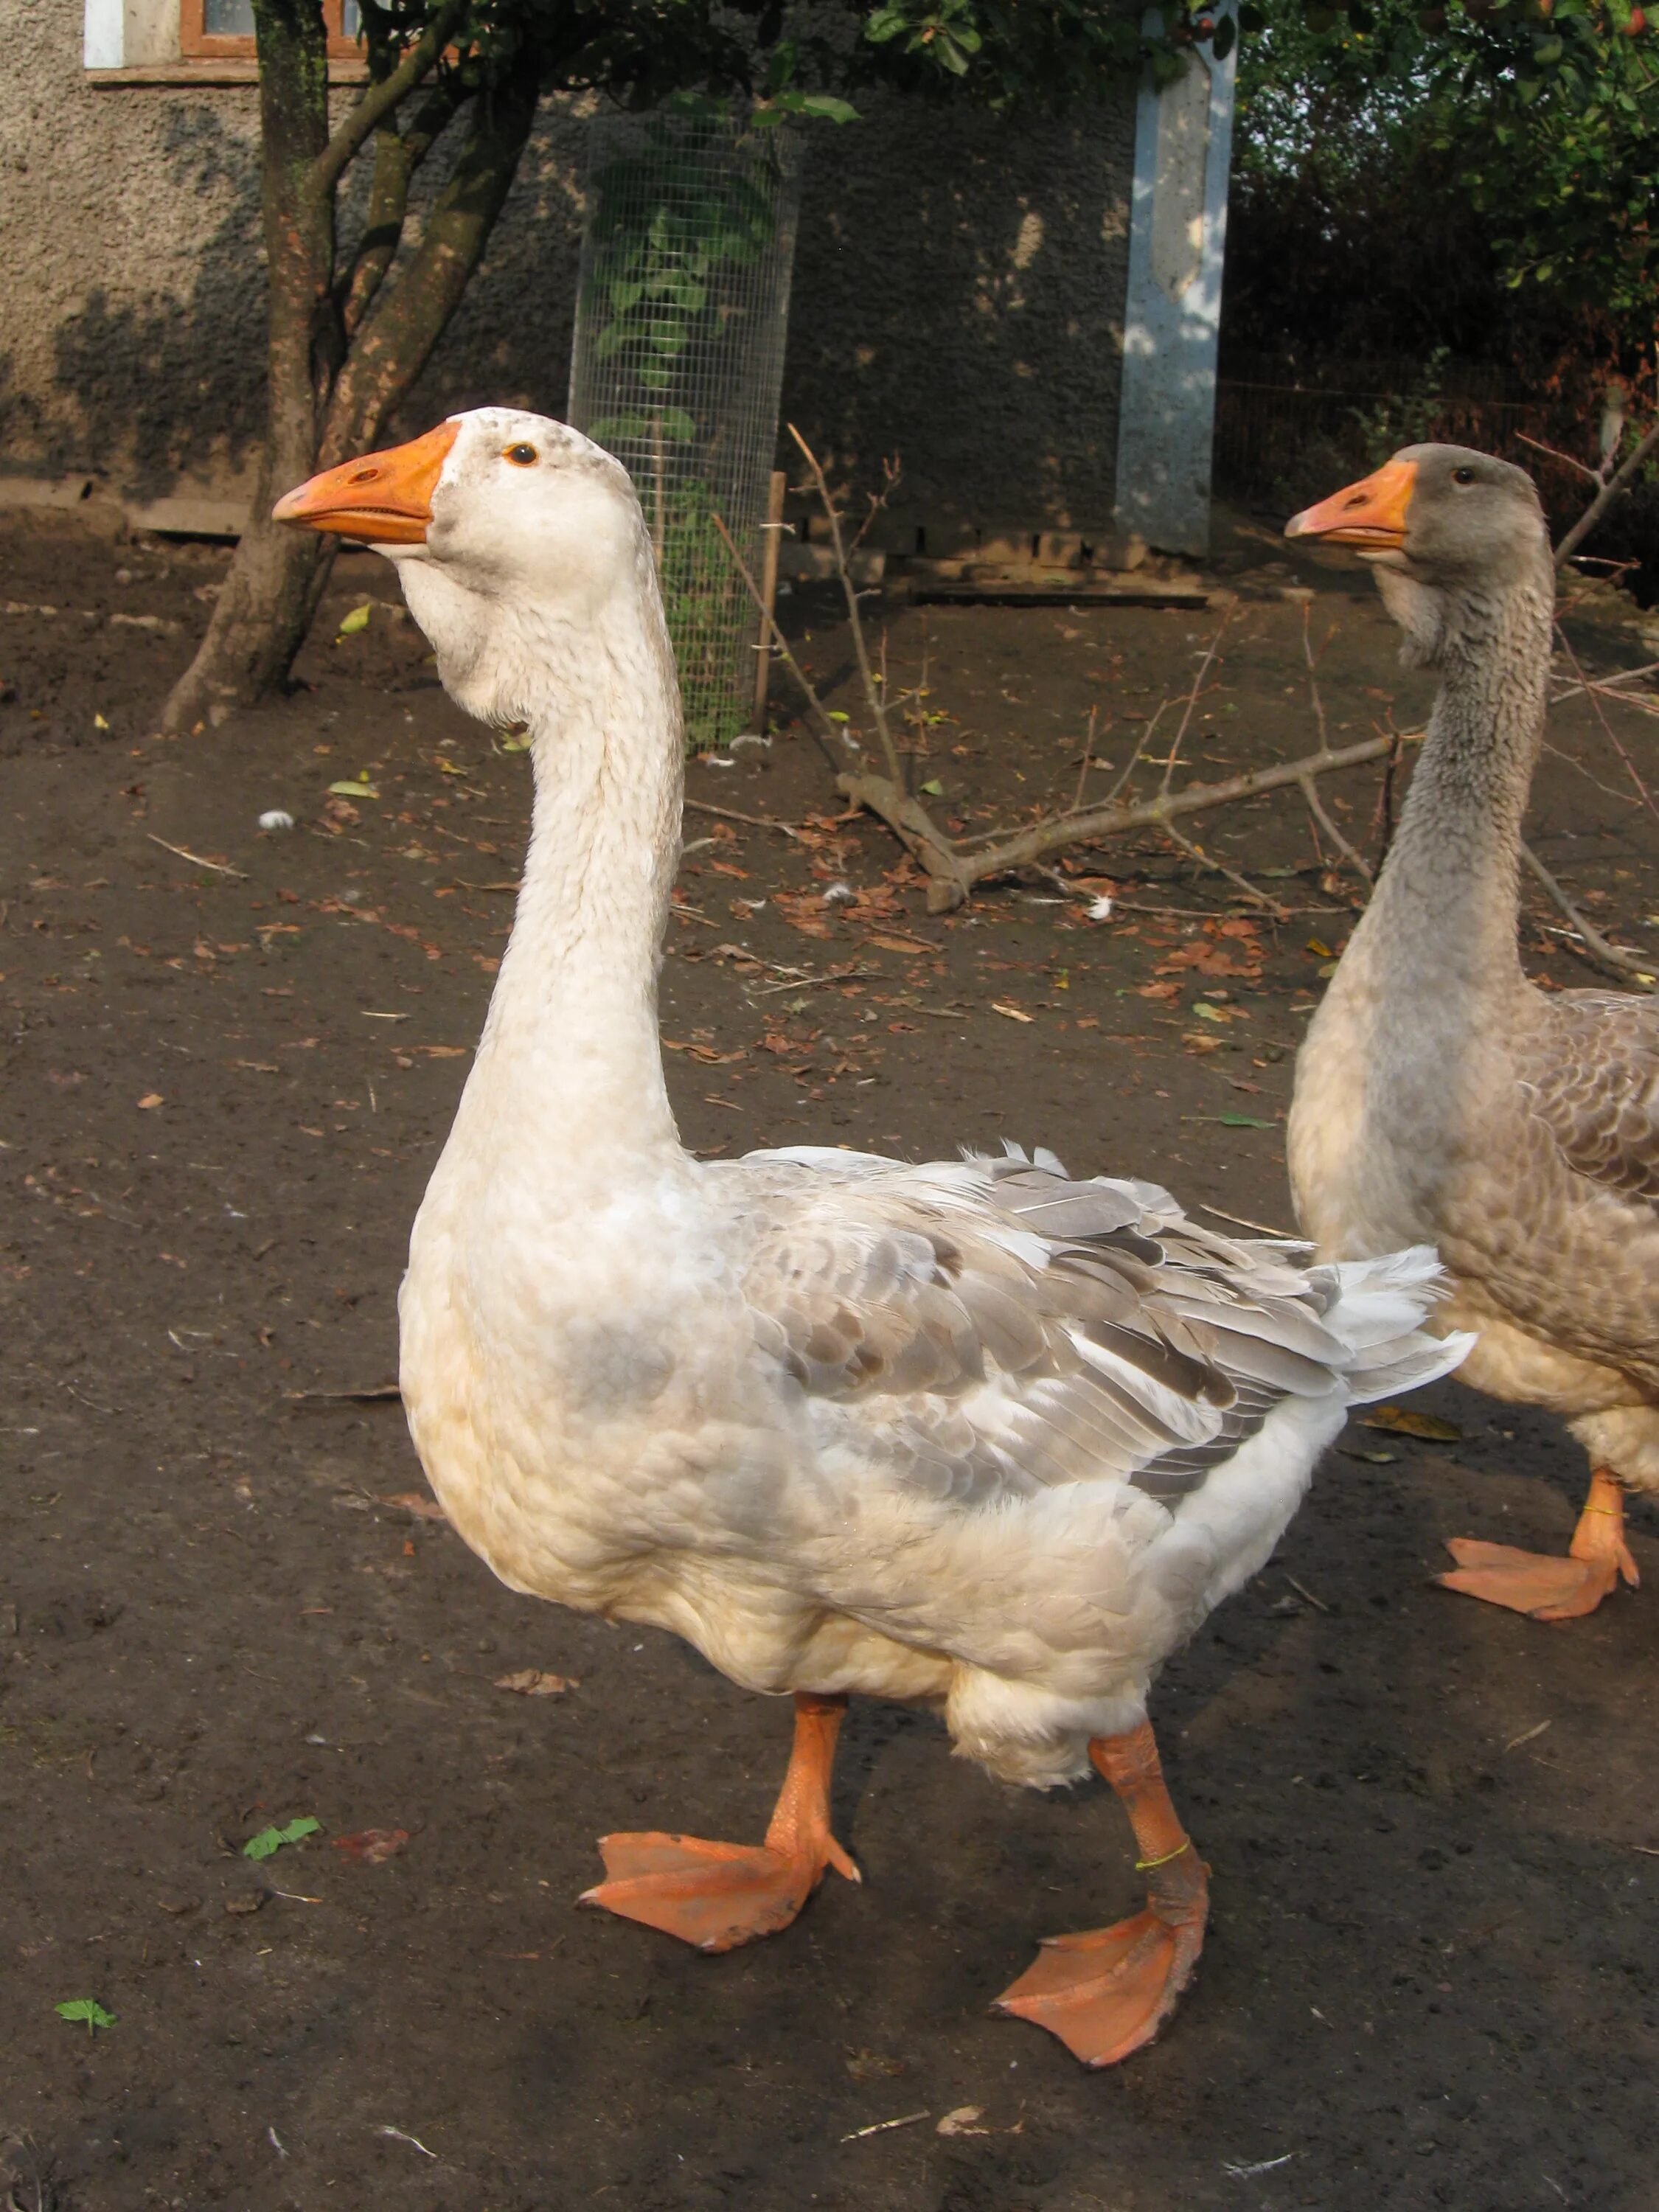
top-left (349, 0), bottom-right (1229, 120)
top-left (1236, 0), bottom-right (1657, 319)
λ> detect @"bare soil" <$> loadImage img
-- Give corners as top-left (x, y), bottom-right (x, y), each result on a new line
top-left (2, 509), bottom-right (1657, 2212)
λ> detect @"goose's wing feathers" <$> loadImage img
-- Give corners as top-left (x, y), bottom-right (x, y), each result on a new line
top-left (720, 1145), bottom-right (1448, 1511)
top-left (1520, 990), bottom-right (1659, 1205)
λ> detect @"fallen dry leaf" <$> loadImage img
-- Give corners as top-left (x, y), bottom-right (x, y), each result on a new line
top-left (495, 1669), bottom-right (577, 1697)
top-left (1360, 1404), bottom-right (1464, 1442)
top-left (865, 932), bottom-right (939, 956)
top-left (332, 1828), bottom-right (411, 1865)
top-left (136, 1093), bottom-right (163, 1110)
top-left (1156, 941), bottom-right (1260, 979)
top-left (845, 2050), bottom-right (908, 2082)
top-left (380, 1492), bottom-right (448, 1522)
top-left (990, 1001), bottom-right (1034, 1023)
top-left (936, 2107), bottom-right (990, 2138)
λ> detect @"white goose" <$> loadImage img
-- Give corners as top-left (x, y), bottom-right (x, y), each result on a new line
top-left (276, 408), bottom-right (1467, 2068)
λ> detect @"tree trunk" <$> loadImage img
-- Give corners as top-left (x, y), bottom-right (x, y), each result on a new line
top-left (162, 0), bottom-right (337, 734)
top-left (160, 20), bottom-right (538, 735)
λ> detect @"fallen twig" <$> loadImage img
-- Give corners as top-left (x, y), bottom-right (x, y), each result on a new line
top-left (840, 735), bottom-right (1403, 914)
top-left (146, 834), bottom-right (248, 880)
top-left (1161, 818), bottom-right (1287, 915)
top-left (285, 1383), bottom-right (403, 1403)
top-left (684, 797), bottom-right (803, 841)
top-left (841, 2111), bottom-right (930, 2144)
top-left (1520, 842), bottom-right (1656, 985)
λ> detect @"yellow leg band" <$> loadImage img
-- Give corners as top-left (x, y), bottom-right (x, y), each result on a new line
top-left (1135, 1838), bottom-right (1193, 1873)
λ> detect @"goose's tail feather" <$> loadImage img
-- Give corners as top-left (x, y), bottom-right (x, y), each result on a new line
top-left (1320, 1245), bottom-right (1474, 1405)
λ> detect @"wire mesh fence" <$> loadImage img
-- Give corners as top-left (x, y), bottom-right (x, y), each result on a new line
top-left (1215, 358), bottom-right (1577, 517)
top-left (568, 108), bottom-right (802, 751)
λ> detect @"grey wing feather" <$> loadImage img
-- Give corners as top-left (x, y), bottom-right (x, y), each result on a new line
top-left (716, 1144), bottom-right (1434, 1514)
top-left (1518, 989), bottom-right (1659, 1205)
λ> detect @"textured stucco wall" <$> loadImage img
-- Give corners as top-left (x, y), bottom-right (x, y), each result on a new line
top-left (785, 92), bottom-right (1135, 542)
top-left (4, 0), bottom-right (1134, 530)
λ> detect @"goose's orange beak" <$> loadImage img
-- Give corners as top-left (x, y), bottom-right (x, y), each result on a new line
top-left (1285, 457), bottom-right (1417, 550)
top-left (273, 420), bottom-right (459, 543)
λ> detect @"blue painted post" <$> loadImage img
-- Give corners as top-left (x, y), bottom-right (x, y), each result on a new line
top-left (1114, 5), bottom-right (1239, 557)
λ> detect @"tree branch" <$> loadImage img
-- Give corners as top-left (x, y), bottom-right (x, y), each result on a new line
top-left (1554, 417), bottom-right (1659, 573)
top-left (787, 423), bottom-right (904, 782)
top-left (321, 59), bottom-right (538, 457)
top-left (338, 76), bottom-right (469, 340)
top-left (306, 0), bottom-right (469, 206)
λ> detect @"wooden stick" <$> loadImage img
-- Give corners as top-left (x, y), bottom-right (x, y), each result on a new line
top-left (711, 510), bottom-right (841, 777)
top-left (751, 469), bottom-right (787, 731)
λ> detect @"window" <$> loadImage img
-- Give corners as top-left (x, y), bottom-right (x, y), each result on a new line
top-left (178, 0), bottom-right (363, 60)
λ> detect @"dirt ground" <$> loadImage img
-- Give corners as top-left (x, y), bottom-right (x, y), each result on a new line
top-left (2, 506), bottom-right (1657, 2212)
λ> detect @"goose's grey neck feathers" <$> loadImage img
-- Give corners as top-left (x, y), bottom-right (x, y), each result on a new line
top-left (1289, 441), bottom-right (1659, 1499)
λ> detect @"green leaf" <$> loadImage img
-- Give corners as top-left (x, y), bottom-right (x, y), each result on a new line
top-left (336, 603), bottom-right (372, 637)
top-left (1216, 1113), bottom-right (1274, 1127)
top-left (919, 777), bottom-right (945, 795)
top-left (57, 1998), bottom-right (116, 2032)
top-left (243, 1815), bottom-right (321, 1861)
top-left (784, 91), bottom-right (860, 122)
top-left (328, 778), bottom-right (379, 799)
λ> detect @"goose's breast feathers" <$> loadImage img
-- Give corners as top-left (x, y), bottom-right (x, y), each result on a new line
top-left (1517, 988), bottom-right (1659, 1207)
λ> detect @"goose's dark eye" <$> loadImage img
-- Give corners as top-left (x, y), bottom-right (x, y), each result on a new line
top-left (504, 443), bottom-right (538, 467)
top-left (1453, 466), bottom-right (1476, 485)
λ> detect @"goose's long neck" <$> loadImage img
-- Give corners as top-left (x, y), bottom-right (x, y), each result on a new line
top-left (467, 584), bottom-right (685, 1165)
top-left (1354, 570), bottom-right (1552, 1013)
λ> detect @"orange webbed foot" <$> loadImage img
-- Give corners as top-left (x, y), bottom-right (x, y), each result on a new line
top-left (580, 1691), bottom-right (856, 1953)
top-left (995, 1893), bottom-right (1207, 2067)
top-left (998, 1723), bottom-right (1210, 2068)
top-left (1437, 1539), bottom-right (1621, 1621)
top-left (1438, 1471), bottom-right (1638, 1622)
top-left (581, 1827), bottom-right (856, 1952)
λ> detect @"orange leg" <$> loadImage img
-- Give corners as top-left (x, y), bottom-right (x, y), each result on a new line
top-left (580, 1692), bottom-right (860, 1953)
top-left (995, 1720), bottom-right (1209, 2068)
top-left (1439, 1467), bottom-right (1641, 1622)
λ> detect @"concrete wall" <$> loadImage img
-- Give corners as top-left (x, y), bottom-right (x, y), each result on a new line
top-left (4, 0), bottom-right (1136, 532)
